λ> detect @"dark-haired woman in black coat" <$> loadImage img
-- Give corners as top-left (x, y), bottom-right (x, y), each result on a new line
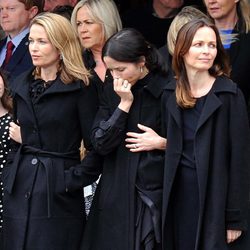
top-left (81, 28), bottom-right (171, 250)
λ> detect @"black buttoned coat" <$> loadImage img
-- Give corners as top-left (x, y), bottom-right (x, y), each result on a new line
top-left (81, 73), bottom-right (169, 250)
top-left (2, 69), bottom-right (102, 250)
top-left (162, 76), bottom-right (250, 250)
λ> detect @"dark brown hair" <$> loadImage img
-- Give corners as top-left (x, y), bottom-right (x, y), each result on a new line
top-left (172, 18), bottom-right (231, 108)
top-left (0, 69), bottom-right (12, 113)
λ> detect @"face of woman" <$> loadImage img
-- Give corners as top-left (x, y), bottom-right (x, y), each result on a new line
top-left (204, 0), bottom-right (238, 20)
top-left (76, 5), bottom-right (104, 50)
top-left (183, 26), bottom-right (217, 73)
top-left (103, 56), bottom-right (144, 85)
top-left (28, 24), bottom-right (60, 69)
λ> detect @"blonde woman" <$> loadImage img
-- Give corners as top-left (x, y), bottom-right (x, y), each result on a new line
top-left (71, 0), bottom-right (122, 214)
top-left (204, 0), bottom-right (250, 111)
top-left (71, 0), bottom-right (122, 99)
top-left (2, 13), bottom-right (101, 250)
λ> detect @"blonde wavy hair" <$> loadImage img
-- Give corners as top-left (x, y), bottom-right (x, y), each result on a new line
top-left (30, 12), bottom-right (90, 85)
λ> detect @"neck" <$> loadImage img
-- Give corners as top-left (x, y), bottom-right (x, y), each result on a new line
top-left (40, 67), bottom-right (58, 82)
top-left (187, 71), bottom-right (215, 98)
top-left (153, 1), bottom-right (180, 18)
top-left (91, 47), bottom-right (103, 61)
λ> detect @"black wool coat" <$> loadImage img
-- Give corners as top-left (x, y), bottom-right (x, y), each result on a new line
top-left (81, 73), bottom-right (169, 250)
top-left (227, 30), bottom-right (250, 114)
top-left (162, 76), bottom-right (250, 250)
top-left (2, 69), bottom-right (102, 250)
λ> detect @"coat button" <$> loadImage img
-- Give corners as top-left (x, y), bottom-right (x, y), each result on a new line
top-left (31, 158), bottom-right (38, 165)
top-left (25, 191), bottom-right (31, 199)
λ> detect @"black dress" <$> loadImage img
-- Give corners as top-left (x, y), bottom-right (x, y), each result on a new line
top-left (0, 113), bottom-right (12, 249)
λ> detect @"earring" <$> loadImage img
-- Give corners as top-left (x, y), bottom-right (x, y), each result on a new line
top-left (60, 54), bottom-right (63, 60)
top-left (140, 66), bottom-right (143, 73)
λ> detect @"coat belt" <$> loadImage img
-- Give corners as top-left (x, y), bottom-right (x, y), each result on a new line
top-left (5, 144), bottom-right (79, 217)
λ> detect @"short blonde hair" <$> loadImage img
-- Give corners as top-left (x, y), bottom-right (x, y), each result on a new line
top-left (30, 12), bottom-right (90, 85)
top-left (71, 0), bottom-right (122, 43)
top-left (167, 6), bottom-right (209, 55)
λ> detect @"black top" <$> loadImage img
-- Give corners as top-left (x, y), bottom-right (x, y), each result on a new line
top-left (0, 113), bottom-right (12, 230)
top-left (180, 95), bottom-right (207, 168)
top-left (83, 49), bottom-right (113, 104)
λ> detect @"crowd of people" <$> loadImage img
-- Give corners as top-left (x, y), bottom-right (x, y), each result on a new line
top-left (0, 0), bottom-right (250, 250)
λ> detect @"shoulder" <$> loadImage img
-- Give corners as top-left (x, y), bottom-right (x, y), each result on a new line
top-left (212, 76), bottom-right (238, 95)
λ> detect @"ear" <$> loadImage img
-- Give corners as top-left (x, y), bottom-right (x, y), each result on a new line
top-left (235, 0), bottom-right (240, 3)
top-left (29, 6), bottom-right (39, 20)
top-left (138, 56), bottom-right (146, 67)
top-left (71, 0), bottom-right (78, 6)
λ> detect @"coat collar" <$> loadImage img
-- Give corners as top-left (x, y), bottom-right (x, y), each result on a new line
top-left (141, 72), bottom-right (170, 98)
top-left (166, 76), bottom-right (237, 130)
top-left (13, 68), bottom-right (83, 103)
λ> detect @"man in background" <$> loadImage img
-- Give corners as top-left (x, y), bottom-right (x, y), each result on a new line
top-left (44, 0), bottom-right (78, 11)
top-left (0, 0), bottom-right (44, 85)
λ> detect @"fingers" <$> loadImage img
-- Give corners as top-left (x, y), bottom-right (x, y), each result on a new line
top-left (125, 143), bottom-right (142, 152)
top-left (137, 123), bottom-right (151, 132)
top-left (227, 230), bottom-right (242, 244)
top-left (113, 78), bottom-right (131, 91)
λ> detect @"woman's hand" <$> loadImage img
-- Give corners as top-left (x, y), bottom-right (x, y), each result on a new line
top-left (114, 78), bottom-right (133, 113)
top-left (125, 124), bottom-right (167, 152)
top-left (227, 230), bottom-right (242, 243)
top-left (9, 121), bottom-right (22, 143)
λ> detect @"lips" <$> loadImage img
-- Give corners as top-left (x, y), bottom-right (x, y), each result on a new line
top-left (31, 55), bottom-right (40, 59)
top-left (208, 7), bottom-right (220, 13)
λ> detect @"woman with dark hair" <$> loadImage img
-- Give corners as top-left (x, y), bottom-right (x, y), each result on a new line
top-left (162, 18), bottom-right (250, 250)
top-left (81, 28), bottom-right (170, 250)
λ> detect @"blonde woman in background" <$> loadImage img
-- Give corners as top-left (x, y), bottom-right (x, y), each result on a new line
top-left (71, 0), bottom-right (122, 215)
top-left (204, 0), bottom-right (250, 113)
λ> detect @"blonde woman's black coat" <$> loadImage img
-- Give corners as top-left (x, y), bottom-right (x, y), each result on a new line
top-left (162, 76), bottom-right (250, 250)
top-left (2, 69), bottom-right (102, 250)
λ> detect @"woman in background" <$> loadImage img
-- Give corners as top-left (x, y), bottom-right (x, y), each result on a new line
top-left (71, 0), bottom-right (122, 214)
top-left (203, 0), bottom-right (250, 112)
top-left (71, 0), bottom-right (122, 100)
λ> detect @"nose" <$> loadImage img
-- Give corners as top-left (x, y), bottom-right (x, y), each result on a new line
top-left (202, 45), bottom-right (209, 53)
top-left (112, 71), bottom-right (120, 79)
top-left (79, 23), bottom-right (87, 33)
top-left (29, 42), bottom-right (38, 51)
